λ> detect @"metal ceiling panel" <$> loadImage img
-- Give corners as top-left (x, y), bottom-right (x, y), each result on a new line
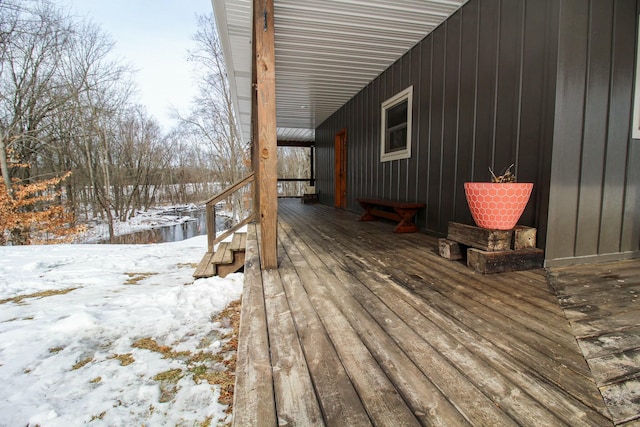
top-left (213, 0), bottom-right (467, 143)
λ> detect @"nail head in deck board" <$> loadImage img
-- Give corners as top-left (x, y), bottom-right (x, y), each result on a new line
top-left (467, 248), bottom-right (545, 274)
top-left (447, 221), bottom-right (513, 252)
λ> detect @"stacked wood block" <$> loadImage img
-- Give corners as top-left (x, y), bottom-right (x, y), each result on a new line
top-left (439, 222), bottom-right (543, 273)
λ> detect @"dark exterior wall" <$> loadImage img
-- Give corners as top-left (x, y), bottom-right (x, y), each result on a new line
top-left (545, 0), bottom-right (640, 265)
top-left (316, 0), bottom-right (559, 242)
top-left (315, 0), bottom-right (640, 265)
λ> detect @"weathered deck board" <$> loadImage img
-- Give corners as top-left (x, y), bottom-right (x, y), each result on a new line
top-left (281, 203), bottom-right (608, 424)
top-left (277, 246), bottom-right (373, 426)
top-left (233, 200), bottom-right (632, 426)
top-left (279, 223), bottom-right (470, 426)
top-left (279, 226), bottom-right (421, 426)
top-left (550, 261), bottom-right (640, 425)
top-left (232, 226), bottom-right (275, 427)
top-left (261, 266), bottom-right (324, 425)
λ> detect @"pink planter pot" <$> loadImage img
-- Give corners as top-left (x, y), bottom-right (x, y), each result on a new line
top-left (464, 182), bottom-right (533, 230)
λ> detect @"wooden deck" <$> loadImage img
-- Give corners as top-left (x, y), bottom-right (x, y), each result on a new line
top-left (233, 199), bottom-right (639, 426)
top-left (549, 261), bottom-right (640, 425)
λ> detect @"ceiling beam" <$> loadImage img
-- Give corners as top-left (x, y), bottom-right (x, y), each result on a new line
top-left (277, 140), bottom-right (315, 147)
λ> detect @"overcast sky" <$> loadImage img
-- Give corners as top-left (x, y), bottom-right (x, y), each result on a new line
top-left (55, 0), bottom-right (214, 131)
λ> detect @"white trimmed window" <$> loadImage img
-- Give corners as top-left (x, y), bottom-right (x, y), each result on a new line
top-left (380, 86), bottom-right (413, 162)
top-left (633, 18), bottom-right (640, 139)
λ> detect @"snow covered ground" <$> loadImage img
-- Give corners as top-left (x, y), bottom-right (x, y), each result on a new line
top-left (0, 235), bottom-right (243, 426)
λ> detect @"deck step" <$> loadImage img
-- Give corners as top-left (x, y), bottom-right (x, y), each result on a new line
top-left (193, 232), bottom-right (247, 279)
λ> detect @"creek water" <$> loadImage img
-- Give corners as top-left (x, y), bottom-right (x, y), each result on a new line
top-left (102, 209), bottom-right (231, 245)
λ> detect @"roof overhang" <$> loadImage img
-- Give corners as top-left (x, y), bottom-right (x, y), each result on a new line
top-left (212, 0), bottom-right (467, 144)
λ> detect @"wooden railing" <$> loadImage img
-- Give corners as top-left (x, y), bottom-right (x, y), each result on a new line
top-left (205, 172), bottom-right (255, 253)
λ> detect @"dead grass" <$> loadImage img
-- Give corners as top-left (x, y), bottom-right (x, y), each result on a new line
top-left (132, 337), bottom-right (191, 359)
top-left (124, 272), bottom-right (156, 285)
top-left (177, 263), bottom-right (198, 269)
top-left (153, 368), bottom-right (184, 382)
top-left (130, 298), bottom-right (241, 421)
top-left (72, 357), bottom-right (93, 370)
top-left (109, 353), bottom-right (135, 366)
top-left (153, 369), bottom-right (184, 403)
top-left (90, 411), bottom-right (106, 421)
top-left (208, 298), bottom-right (241, 414)
top-left (0, 288), bottom-right (78, 305)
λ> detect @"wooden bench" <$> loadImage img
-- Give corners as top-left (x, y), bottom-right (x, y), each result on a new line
top-left (356, 198), bottom-right (425, 233)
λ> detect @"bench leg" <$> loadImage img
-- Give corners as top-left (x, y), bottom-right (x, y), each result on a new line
top-left (393, 208), bottom-right (419, 233)
top-left (357, 203), bottom-right (377, 222)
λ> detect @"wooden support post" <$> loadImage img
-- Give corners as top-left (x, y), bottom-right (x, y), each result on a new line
top-left (253, 0), bottom-right (278, 269)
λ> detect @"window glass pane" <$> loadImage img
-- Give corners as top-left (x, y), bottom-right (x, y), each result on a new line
top-left (387, 127), bottom-right (407, 152)
top-left (387, 100), bottom-right (408, 129)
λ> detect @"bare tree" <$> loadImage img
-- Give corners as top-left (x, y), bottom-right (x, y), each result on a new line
top-left (178, 13), bottom-right (249, 220)
top-left (0, 0), bottom-right (77, 242)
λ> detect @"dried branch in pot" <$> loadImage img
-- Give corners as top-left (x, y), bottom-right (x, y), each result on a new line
top-left (489, 164), bottom-right (516, 183)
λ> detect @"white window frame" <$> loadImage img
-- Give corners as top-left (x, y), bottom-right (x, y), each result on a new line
top-left (633, 18), bottom-right (640, 139)
top-left (380, 86), bottom-right (413, 162)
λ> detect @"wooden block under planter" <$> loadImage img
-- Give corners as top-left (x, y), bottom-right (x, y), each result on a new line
top-left (467, 247), bottom-right (544, 274)
top-left (513, 226), bottom-right (536, 249)
top-left (438, 238), bottom-right (463, 260)
top-left (447, 222), bottom-right (512, 252)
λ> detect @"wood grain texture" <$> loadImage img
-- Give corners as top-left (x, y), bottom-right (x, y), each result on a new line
top-left (447, 222), bottom-right (513, 251)
top-left (233, 224), bottom-right (276, 426)
top-left (550, 259), bottom-right (640, 425)
top-left (232, 201), bottom-right (633, 425)
top-left (253, 0), bottom-right (277, 269)
top-left (467, 247), bottom-right (544, 274)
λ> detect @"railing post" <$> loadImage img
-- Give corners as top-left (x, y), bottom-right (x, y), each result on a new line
top-left (206, 203), bottom-right (216, 253)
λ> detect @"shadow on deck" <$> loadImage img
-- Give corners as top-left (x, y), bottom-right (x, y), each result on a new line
top-left (233, 199), bottom-right (639, 426)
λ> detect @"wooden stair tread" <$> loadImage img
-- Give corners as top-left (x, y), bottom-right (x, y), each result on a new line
top-left (212, 242), bottom-right (233, 264)
top-left (193, 233), bottom-right (248, 279)
top-left (194, 252), bottom-right (215, 279)
top-left (229, 232), bottom-right (247, 251)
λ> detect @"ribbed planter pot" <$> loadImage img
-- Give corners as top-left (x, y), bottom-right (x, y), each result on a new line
top-left (464, 182), bottom-right (534, 230)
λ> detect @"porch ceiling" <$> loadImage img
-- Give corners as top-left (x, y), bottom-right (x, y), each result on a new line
top-left (212, 0), bottom-right (467, 144)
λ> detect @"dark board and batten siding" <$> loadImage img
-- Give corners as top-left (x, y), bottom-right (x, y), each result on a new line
top-left (315, 0), bottom-right (640, 265)
top-left (546, 0), bottom-right (640, 265)
top-left (317, 0), bottom-right (558, 246)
